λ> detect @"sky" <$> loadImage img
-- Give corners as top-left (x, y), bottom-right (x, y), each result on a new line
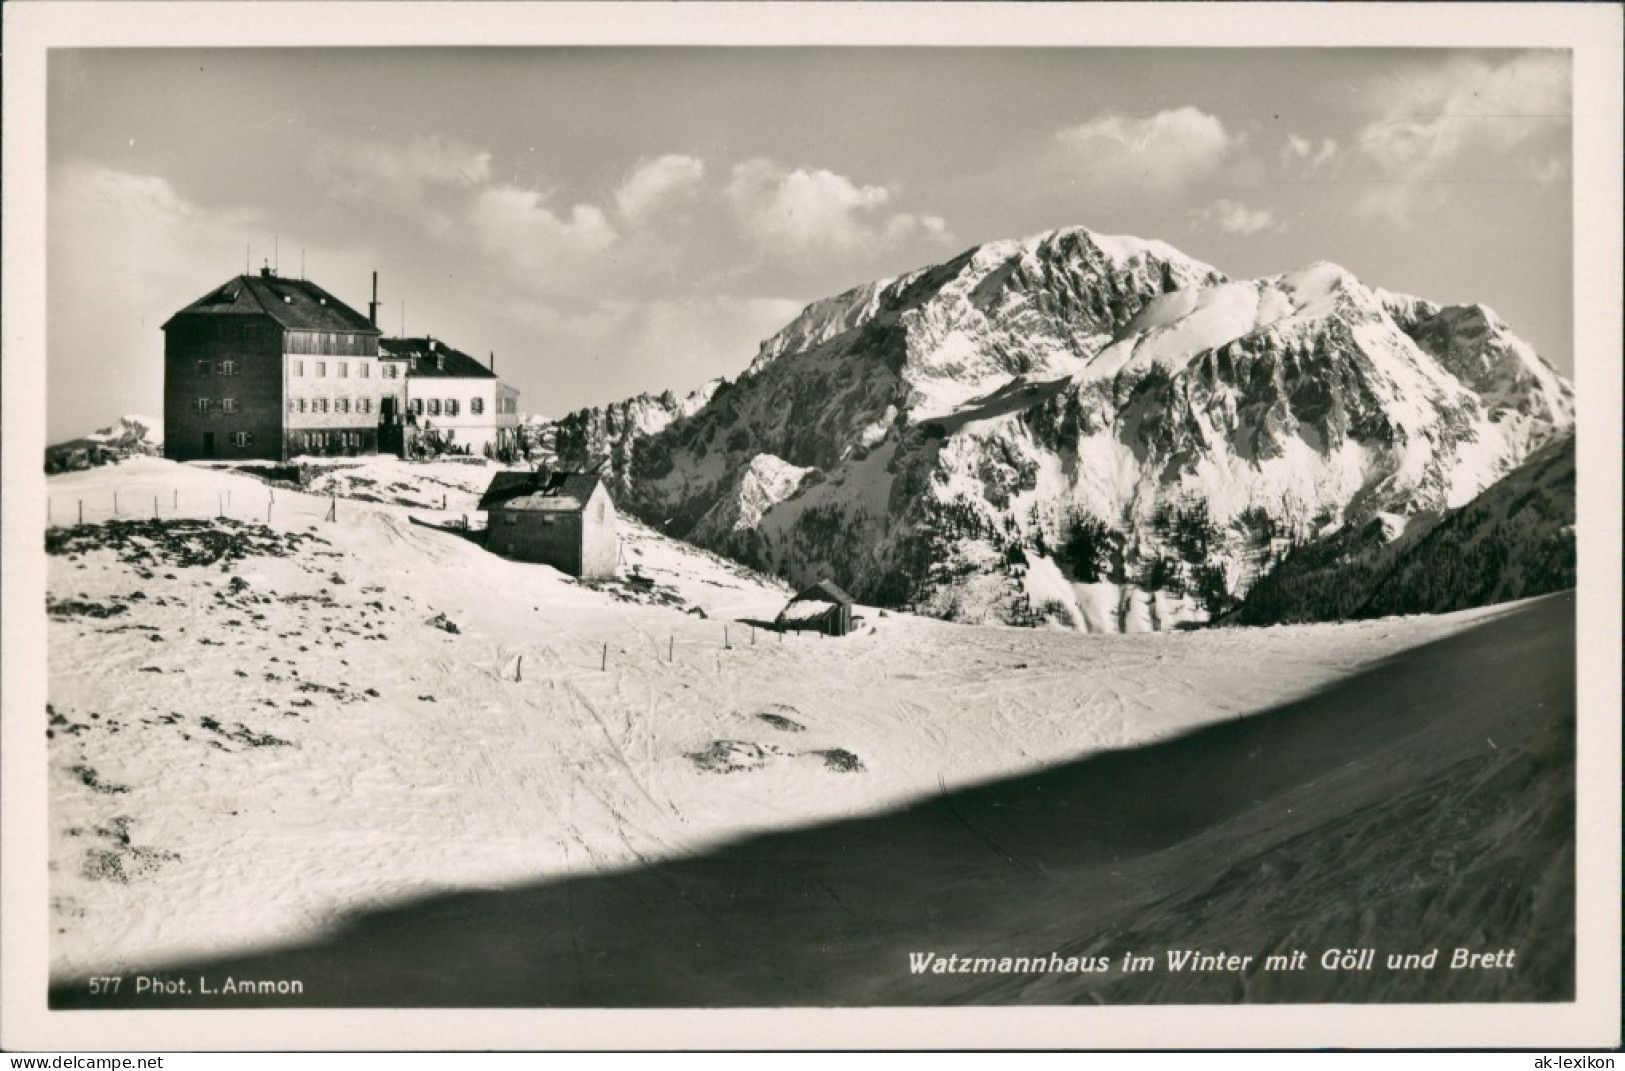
top-left (46, 47), bottom-right (1573, 442)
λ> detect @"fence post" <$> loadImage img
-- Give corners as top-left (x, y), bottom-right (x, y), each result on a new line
top-left (601, 643), bottom-right (608, 672)
top-left (218, 494), bottom-right (224, 519)
top-left (515, 654), bottom-right (523, 683)
top-left (47, 500), bottom-right (51, 525)
top-left (113, 492), bottom-right (119, 516)
top-left (668, 636), bottom-right (674, 662)
top-left (78, 501), bottom-right (83, 526)
top-left (724, 625), bottom-right (730, 650)
top-left (173, 490), bottom-right (178, 509)
top-left (154, 496), bottom-right (159, 520)
top-left (751, 626), bottom-right (756, 645)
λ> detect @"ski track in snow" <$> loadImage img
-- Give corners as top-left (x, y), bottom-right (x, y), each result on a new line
top-left (43, 456), bottom-right (1534, 978)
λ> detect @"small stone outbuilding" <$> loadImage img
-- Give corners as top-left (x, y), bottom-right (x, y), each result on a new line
top-left (776, 579), bottom-right (857, 637)
top-left (479, 471), bottom-right (618, 578)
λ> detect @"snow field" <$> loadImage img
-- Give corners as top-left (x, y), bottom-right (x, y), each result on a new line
top-left (47, 457), bottom-right (1536, 978)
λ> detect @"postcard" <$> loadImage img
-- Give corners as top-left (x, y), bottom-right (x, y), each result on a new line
top-left (3, 1), bottom-right (1619, 1052)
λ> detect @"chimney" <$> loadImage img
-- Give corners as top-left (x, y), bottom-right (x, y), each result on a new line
top-left (489, 350), bottom-right (495, 372)
top-left (368, 271), bottom-right (379, 326)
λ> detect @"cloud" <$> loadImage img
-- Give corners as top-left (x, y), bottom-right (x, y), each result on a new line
top-left (1351, 52), bottom-right (1571, 221)
top-left (47, 165), bottom-right (378, 438)
top-left (1522, 156), bottom-right (1569, 185)
top-left (311, 135), bottom-right (492, 232)
top-left (1189, 199), bottom-right (1286, 237)
top-left (467, 184), bottom-right (618, 274)
top-left (724, 158), bottom-right (953, 268)
top-left (489, 293), bottom-right (808, 408)
top-left (1053, 107), bottom-right (1237, 193)
top-left (1280, 134), bottom-right (1340, 174)
top-left (614, 154), bottom-right (706, 222)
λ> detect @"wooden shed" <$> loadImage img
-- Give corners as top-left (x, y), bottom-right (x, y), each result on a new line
top-left (478, 471), bottom-right (618, 579)
top-left (776, 579), bottom-right (857, 637)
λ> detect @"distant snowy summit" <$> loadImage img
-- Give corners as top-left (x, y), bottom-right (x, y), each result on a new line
top-left (46, 415), bottom-right (164, 473)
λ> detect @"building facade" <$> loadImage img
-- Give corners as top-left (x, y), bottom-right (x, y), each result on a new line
top-left (383, 338), bottom-right (520, 457)
top-left (163, 269), bottom-right (519, 463)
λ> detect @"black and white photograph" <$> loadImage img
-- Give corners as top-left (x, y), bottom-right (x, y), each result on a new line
top-left (3, 1), bottom-right (1620, 1053)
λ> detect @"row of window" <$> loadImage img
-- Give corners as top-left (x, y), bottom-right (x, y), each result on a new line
top-left (282, 397), bottom-right (486, 416)
top-left (289, 397), bottom-right (373, 415)
top-left (230, 432), bottom-right (254, 448)
top-left (297, 431), bottom-right (366, 451)
top-left (290, 360), bottom-right (389, 379)
top-left (284, 331), bottom-right (376, 357)
top-left (409, 398), bottom-right (480, 417)
top-left (197, 360), bottom-right (239, 377)
top-left (203, 396), bottom-right (496, 417)
top-left (497, 397), bottom-right (517, 414)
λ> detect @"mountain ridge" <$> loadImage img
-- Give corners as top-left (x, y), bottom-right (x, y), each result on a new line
top-left (541, 224), bottom-right (1574, 631)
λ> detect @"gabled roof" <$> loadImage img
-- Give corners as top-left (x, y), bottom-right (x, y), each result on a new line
top-left (164, 272), bottom-right (380, 334)
top-left (790, 579), bottom-right (855, 606)
top-left (778, 600), bottom-right (844, 624)
top-left (479, 471), bottom-right (608, 513)
top-left (379, 337), bottom-right (496, 379)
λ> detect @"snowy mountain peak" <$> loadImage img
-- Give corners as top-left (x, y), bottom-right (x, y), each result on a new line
top-left (46, 414), bottom-right (165, 474)
top-left (541, 223), bottom-right (1572, 632)
top-left (84, 414), bottom-right (164, 447)
top-left (744, 224), bottom-right (1226, 388)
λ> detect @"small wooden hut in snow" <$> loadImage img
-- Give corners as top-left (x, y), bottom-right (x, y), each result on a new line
top-left (776, 579), bottom-right (857, 637)
top-left (478, 470), bottom-right (618, 578)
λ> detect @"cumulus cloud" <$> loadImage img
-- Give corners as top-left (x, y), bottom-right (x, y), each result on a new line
top-left (1280, 134), bottom-right (1340, 174)
top-left (467, 184), bottom-right (618, 273)
top-left (725, 158), bottom-right (952, 268)
top-left (1054, 107), bottom-right (1237, 193)
top-left (1351, 51), bottom-right (1570, 221)
top-left (1189, 198), bottom-right (1286, 237)
top-left (615, 154), bottom-right (706, 222)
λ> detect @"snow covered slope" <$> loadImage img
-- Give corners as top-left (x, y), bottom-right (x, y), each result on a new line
top-left (44, 457), bottom-right (1543, 981)
top-left (1232, 432), bottom-right (1575, 625)
top-left (531, 226), bottom-right (1572, 631)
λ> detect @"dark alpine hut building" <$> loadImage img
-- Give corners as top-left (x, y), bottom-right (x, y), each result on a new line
top-left (775, 579), bottom-right (857, 637)
top-left (163, 266), bottom-right (382, 462)
top-left (478, 471), bottom-right (618, 579)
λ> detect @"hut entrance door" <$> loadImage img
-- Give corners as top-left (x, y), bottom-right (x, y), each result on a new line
top-left (202, 432), bottom-right (215, 458)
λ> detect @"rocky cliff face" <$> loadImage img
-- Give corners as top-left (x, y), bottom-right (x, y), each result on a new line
top-left (1232, 432), bottom-right (1575, 624)
top-left (532, 225), bottom-right (1574, 630)
top-left (525, 382), bottom-right (720, 488)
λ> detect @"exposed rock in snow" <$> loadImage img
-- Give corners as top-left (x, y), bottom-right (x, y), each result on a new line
top-left (531, 380), bottom-right (721, 483)
top-left (689, 452), bottom-right (814, 553)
